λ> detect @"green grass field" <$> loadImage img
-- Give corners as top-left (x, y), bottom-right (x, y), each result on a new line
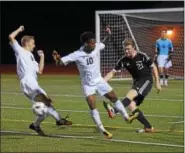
top-left (1, 74), bottom-right (184, 152)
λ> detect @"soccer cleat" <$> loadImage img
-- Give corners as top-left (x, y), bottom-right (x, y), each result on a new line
top-left (126, 112), bottom-right (139, 124)
top-left (136, 127), bottom-right (155, 133)
top-left (103, 101), bottom-right (116, 119)
top-left (29, 123), bottom-right (46, 136)
top-left (56, 117), bottom-right (72, 126)
top-left (103, 130), bottom-right (113, 139)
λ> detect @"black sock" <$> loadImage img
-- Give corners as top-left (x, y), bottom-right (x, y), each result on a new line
top-left (165, 74), bottom-right (169, 79)
top-left (160, 74), bottom-right (163, 79)
top-left (122, 98), bottom-right (131, 107)
top-left (132, 108), bottom-right (152, 128)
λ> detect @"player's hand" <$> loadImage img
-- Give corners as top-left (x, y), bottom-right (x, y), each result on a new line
top-left (52, 50), bottom-right (61, 61)
top-left (37, 50), bottom-right (44, 57)
top-left (156, 81), bottom-right (161, 93)
top-left (165, 55), bottom-right (172, 63)
top-left (18, 26), bottom-right (24, 32)
top-left (106, 25), bottom-right (111, 35)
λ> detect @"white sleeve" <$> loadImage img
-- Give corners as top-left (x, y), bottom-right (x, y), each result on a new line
top-left (9, 41), bottom-right (23, 55)
top-left (61, 51), bottom-right (78, 66)
top-left (96, 42), bottom-right (105, 51)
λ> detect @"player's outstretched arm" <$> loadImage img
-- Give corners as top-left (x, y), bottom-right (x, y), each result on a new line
top-left (9, 26), bottom-right (24, 44)
top-left (102, 25), bottom-right (111, 44)
top-left (104, 69), bottom-right (116, 82)
top-left (37, 50), bottom-right (45, 74)
top-left (152, 63), bottom-right (161, 93)
top-left (52, 50), bottom-right (64, 66)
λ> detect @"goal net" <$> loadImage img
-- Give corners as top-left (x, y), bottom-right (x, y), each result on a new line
top-left (95, 8), bottom-right (184, 80)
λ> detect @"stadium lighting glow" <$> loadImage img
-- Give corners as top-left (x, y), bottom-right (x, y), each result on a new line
top-left (167, 29), bottom-right (173, 35)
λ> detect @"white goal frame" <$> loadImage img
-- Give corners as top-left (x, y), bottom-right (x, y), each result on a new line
top-left (95, 8), bottom-right (184, 80)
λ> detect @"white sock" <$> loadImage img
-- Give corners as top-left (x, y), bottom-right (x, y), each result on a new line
top-left (160, 79), bottom-right (164, 85)
top-left (114, 100), bottom-right (129, 119)
top-left (33, 115), bottom-right (46, 127)
top-left (47, 106), bottom-right (61, 121)
top-left (90, 109), bottom-right (106, 132)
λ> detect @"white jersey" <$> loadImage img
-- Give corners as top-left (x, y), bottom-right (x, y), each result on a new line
top-left (10, 41), bottom-right (39, 80)
top-left (61, 42), bottom-right (105, 86)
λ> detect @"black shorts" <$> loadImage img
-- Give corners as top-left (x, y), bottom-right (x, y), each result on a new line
top-left (132, 79), bottom-right (153, 106)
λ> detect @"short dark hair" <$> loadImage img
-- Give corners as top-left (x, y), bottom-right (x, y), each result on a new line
top-left (161, 29), bottom-right (167, 32)
top-left (80, 32), bottom-right (95, 44)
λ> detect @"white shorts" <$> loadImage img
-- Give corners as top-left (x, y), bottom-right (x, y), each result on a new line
top-left (157, 55), bottom-right (172, 68)
top-left (20, 76), bottom-right (47, 102)
top-left (83, 79), bottom-right (113, 97)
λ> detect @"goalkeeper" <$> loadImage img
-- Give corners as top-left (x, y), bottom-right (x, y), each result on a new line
top-left (155, 29), bottom-right (174, 86)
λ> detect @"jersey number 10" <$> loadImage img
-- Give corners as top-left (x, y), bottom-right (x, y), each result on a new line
top-left (86, 57), bottom-right (93, 65)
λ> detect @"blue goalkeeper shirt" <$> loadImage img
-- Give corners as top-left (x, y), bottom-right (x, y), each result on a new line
top-left (155, 38), bottom-right (173, 55)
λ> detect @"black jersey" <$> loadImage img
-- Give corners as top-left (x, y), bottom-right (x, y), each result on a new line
top-left (114, 51), bottom-right (153, 81)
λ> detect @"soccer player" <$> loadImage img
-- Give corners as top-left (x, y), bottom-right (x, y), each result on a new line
top-left (52, 27), bottom-right (138, 139)
top-left (155, 29), bottom-right (174, 86)
top-left (103, 38), bottom-right (161, 133)
top-left (9, 26), bottom-right (72, 136)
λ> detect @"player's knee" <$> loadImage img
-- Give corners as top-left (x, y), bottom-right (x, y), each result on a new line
top-left (104, 91), bottom-right (118, 103)
top-left (110, 97), bottom-right (118, 103)
top-left (128, 101), bottom-right (137, 112)
top-left (134, 94), bottom-right (144, 106)
top-left (34, 94), bottom-right (52, 106)
top-left (121, 97), bottom-right (131, 107)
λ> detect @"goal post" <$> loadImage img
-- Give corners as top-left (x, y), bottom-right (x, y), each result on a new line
top-left (95, 8), bottom-right (184, 80)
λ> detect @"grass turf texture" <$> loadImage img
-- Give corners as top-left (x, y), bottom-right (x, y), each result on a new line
top-left (1, 74), bottom-right (184, 152)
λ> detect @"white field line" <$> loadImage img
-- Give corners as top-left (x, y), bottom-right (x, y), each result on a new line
top-left (1, 105), bottom-right (184, 119)
top-left (2, 82), bottom-right (184, 91)
top-left (1, 91), bottom-right (183, 102)
top-left (0, 130), bottom-right (184, 148)
top-left (169, 120), bottom-right (184, 124)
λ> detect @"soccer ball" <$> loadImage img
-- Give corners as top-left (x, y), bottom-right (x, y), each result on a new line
top-left (32, 102), bottom-right (48, 116)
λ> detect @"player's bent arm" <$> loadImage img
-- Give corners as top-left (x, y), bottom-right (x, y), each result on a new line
top-left (36, 50), bottom-right (45, 74)
top-left (38, 55), bottom-right (45, 74)
top-left (152, 63), bottom-right (161, 93)
top-left (54, 57), bottom-right (64, 66)
top-left (152, 63), bottom-right (160, 83)
top-left (102, 25), bottom-right (111, 44)
top-left (52, 50), bottom-right (64, 66)
top-left (53, 50), bottom-right (78, 66)
top-left (9, 26), bottom-right (24, 44)
top-left (57, 58), bottom-right (64, 66)
top-left (104, 69), bottom-right (116, 82)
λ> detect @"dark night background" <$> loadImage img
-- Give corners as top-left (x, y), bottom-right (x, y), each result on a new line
top-left (1, 1), bottom-right (184, 64)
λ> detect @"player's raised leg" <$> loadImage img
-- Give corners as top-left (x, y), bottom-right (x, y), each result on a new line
top-left (33, 92), bottom-right (72, 126)
top-left (104, 89), bottom-right (139, 123)
top-left (22, 80), bottom-right (72, 135)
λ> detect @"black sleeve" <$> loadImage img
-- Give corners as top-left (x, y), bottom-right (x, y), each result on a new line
top-left (114, 57), bottom-right (124, 71)
top-left (142, 53), bottom-right (153, 67)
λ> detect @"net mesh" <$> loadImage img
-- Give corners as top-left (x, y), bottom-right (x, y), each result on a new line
top-left (98, 10), bottom-right (184, 79)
